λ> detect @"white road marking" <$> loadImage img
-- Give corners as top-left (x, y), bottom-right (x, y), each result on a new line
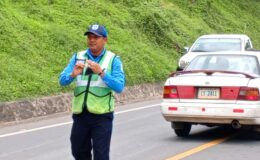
top-left (0, 104), bottom-right (160, 138)
top-left (0, 122), bottom-right (72, 138)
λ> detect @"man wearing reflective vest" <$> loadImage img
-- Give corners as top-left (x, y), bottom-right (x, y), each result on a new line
top-left (59, 24), bottom-right (125, 160)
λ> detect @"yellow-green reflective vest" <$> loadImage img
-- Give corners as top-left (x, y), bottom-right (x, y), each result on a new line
top-left (72, 50), bottom-right (116, 114)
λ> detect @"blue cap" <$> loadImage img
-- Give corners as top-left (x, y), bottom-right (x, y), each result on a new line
top-left (84, 24), bottom-right (108, 37)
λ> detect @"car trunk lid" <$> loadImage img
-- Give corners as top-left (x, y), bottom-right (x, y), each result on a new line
top-left (165, 72), bottom-right (254, 102)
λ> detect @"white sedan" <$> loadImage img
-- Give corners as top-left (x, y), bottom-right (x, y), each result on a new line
top-left (177, 34), bottom-right (253, 70)
top-left (161, 51), bottom-right (260, 137)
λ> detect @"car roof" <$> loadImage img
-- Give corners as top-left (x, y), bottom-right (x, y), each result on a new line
top-left (193, 51), bottom-right (260, 57)
top-left (198, 34), bottom-right (250, 39)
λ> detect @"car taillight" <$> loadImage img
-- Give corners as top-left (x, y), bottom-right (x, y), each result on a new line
top-left (163, 86), bottom-right (179, 98)
top-left (238, 87), bottom-right (260, 101)
top-left (177, 86), bottom-right (195, 99)
top-left (221, 87), bottom-right (240, 100)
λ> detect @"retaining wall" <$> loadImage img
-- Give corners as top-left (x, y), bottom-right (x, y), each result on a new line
top-left (0, 83), bottom-right (163, 124)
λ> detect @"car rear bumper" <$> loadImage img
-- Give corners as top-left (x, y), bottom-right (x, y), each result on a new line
top-left (161, 101), bottom-right (260, 125)
top-left (162, 114), bottom-right (260, 125)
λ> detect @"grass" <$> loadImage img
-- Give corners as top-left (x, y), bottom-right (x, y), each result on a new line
top-left (0, 0), bottom-right (260, 101)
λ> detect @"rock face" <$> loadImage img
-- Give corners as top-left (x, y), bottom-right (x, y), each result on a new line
top-left (0, 83), bottom-right (163, 124)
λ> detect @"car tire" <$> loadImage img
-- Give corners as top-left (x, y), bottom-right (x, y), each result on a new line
top-left (171, 122), bottom-right (192, 137)
top-left (251, 132), bottom-right (260, 140)
top-left (251, 126), bottom-right (260, 140)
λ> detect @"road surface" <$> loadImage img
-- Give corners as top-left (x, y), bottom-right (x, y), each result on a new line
top-left (1, 99), bottom-right (260, 160)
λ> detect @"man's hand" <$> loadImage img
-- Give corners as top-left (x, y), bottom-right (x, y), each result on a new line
top-left (70, 63), bottom-right (84, 78)
top-left (86, 60), bottom-right (103, 75)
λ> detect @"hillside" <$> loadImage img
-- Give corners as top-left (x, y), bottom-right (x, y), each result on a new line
top-left (0, 0), bottom-right (260, 102)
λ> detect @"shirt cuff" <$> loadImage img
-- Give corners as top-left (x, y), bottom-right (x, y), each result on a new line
top-left (101, 73), bottom-right (109, 82)
top-left (66, 74), bottom-right (74, 81)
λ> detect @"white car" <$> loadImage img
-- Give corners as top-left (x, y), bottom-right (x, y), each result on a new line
top-left (178, 34), bottom-right (253, 70)
top-left (161, 51), bottom-right (260, 137)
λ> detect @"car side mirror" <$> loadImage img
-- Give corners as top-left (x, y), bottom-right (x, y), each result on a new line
top-left (183, 47), bottom-right (189, 54)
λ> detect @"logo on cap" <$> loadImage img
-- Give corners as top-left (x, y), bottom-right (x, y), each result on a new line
top-left (92, 25), bottom-right (99, 30)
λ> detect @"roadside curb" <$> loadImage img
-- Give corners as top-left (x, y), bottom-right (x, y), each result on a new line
top-left (0, 83), bottom-right (163, 124)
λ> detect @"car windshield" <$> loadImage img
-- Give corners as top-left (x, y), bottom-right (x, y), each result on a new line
top-left (191, 38), bottom-right (241, 52)
top-left (186, 55), bottom-right (260, 75)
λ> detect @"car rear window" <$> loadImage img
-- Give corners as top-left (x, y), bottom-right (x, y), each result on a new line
top-left (191, 38), bottom-right (241, 52)
top-left (186, 55), bottom-right (259, 75)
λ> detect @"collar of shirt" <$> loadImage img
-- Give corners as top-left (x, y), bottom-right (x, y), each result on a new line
top-left (86, 48), bottom-right (106, 63)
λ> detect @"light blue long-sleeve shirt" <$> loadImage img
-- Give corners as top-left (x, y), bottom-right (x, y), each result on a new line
top-left (59, 49), bottom-right (125, 93)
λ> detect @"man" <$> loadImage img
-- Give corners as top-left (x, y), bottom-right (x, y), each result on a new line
top-left (59, 24), bottom-right (125, 160)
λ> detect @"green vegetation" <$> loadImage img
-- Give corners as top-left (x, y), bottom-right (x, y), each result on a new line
top-left (0, 0), bottom-right (259, 101)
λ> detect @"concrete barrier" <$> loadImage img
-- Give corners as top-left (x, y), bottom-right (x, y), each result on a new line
top-left (0, 83), bottom-right (163, 124)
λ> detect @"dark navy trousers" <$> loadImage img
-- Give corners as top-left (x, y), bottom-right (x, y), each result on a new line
top-left (70, 110), bottom-right (113, 160)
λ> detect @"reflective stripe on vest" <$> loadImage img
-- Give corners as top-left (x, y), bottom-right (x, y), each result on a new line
top-left (72, 50), bottom-right (116, 114)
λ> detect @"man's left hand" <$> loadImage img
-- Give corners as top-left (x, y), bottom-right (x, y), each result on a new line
top-left (86, 60), bottom-right (103, 74)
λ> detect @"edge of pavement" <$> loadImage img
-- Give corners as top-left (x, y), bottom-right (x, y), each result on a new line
top-left (0, 83), bottom-right (163, 125)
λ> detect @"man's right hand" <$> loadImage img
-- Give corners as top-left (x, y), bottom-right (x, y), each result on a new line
top-left (70, 63), bottom-right (84, 78)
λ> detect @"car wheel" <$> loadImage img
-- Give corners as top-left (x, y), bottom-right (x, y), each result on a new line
top-left (171, 122), bottom-right (192, 137)
top-left (251, 126), bottom-right (260, 140)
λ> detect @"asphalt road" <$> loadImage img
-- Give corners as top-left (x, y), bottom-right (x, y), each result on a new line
top-left (1, 99), bottom-right (260, 160)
